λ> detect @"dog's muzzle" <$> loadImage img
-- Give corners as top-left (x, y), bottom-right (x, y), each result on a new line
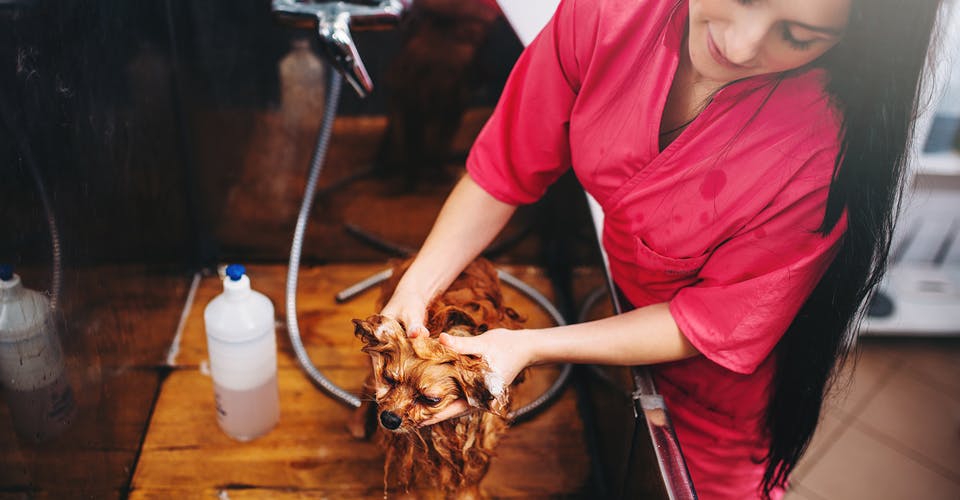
top-left (379, 410), bottom-right (402, 430)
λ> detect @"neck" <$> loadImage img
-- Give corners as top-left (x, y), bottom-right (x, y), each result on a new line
top-left (677, 34), bottom-right (725, 98)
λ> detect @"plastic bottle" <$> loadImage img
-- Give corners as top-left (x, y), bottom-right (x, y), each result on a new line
top-left (203, 264), bottom-right (280, 441)
top-left (278, 37), bottom-right (326, 128)
top-left (0, 264), bottom-right (75, 442)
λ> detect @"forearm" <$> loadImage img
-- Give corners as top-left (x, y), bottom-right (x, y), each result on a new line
top-left (522, 303), bottom-right (699, 366)
top-left (394, 174), bottom-right (517, 304)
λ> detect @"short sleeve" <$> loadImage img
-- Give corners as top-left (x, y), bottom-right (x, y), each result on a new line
top-left (668, 149), bottom-right (847, 375)
top-left (466, 0), bottom-right (598, 205)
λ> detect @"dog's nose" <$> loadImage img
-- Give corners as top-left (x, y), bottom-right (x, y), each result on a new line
top-left (379, 410), bottom-right (402, 430)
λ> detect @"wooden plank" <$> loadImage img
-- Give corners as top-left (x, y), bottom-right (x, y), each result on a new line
top-left (132, 367), bottom-right (586, 497)
top-left (208, 109), bottom-right (542, 264)
top-left (135, 264), bottom-right (589, 498)
top-left (0, 368), bottom-right (162, 497)
top-left (0, 265), bottom-right (187, 497)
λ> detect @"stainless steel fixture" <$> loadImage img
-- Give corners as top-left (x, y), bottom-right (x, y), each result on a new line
top-left (272, 0), bottom-right (411, 97)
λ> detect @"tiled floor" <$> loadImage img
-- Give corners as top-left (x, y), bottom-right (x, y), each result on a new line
top-left (785, 337), bottom-right (960, 500)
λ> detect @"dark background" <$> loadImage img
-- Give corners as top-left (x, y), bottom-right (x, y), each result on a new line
top-left (0, 1), bottom-right (603, 496)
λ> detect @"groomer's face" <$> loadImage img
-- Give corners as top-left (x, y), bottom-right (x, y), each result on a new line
top-left (687, 0), bottom-right (851, 84)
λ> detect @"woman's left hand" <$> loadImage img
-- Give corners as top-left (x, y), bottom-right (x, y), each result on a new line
top-left (418, 328), bottom-right (533, 426)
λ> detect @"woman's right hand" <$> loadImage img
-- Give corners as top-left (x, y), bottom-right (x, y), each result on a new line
top-left (380, 288), bottom-right (431, 338)
top-left (378, 175), bottom-right (518, 338)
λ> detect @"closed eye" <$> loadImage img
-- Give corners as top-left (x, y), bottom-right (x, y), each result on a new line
top-left (781, 24), bottom-right (816, 50)
top-left (417, 394), bottom-right (442, 406)
top-left (382, 373), bottom-right (398, 386)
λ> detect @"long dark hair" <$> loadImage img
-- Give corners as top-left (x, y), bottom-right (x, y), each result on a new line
top-left (761, 0), bottom-right (943, 496)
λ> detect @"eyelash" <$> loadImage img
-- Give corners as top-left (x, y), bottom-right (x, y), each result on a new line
top-left (781, 25), bottom-right (814, 51)
top-left (417, 394), bottom-right (442, 406)
top-left (734, 0), bottom-right (816, 51)
top-left (379, 374), bottom-right (441, 405)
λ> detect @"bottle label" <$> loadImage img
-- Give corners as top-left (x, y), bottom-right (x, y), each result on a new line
top-left (4, 371), bottom-right (76, 442)
top-left (0, 317), bottom-right (66, 392)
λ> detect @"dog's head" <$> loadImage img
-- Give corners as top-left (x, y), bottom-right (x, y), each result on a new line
top-left (353, 314), bottom-right (508, 432)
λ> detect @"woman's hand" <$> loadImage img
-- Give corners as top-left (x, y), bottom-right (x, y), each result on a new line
top-left (380, 289), bottom-right (430, 338)
top-left (419, 328), bottom-right (534, 426)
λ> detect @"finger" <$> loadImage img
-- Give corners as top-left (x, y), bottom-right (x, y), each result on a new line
top-left (406, 321), bottom-right (429, 338)
top-left (438, 332), bottom-right (479, 354)
top-left (420, 400), bottom-right (472, 426)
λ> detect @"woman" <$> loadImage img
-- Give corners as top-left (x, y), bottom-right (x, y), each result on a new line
top-left (380, 0), bottom-right (943, 498)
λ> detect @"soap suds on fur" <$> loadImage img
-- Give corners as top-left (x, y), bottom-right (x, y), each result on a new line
top-left (376, 323), bottom-right (392, 339)
top-left (484, 366), bottom-right (506, 398)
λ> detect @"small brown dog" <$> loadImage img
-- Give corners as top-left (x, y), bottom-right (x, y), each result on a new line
top-left (351, 258), bottom-right (524, 498)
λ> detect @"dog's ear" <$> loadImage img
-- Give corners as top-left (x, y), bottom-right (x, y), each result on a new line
top-left (441, 307), bottom-right (477, 331)
top-left (354, 315), bottom-right (396, 347)
top-left (456, 355), bottom-right (510, 419)
top-left (354, 314), bottom-right (406, 348)
top-left (352, 318), bottom-right (379, 347)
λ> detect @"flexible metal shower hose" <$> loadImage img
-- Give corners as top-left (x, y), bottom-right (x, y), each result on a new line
top-left (0, 96), bottom-right (62, 311)
top-left (285, 70), bottom-right (362, 407)
top-left (285, 69), bottom-right (571, 421)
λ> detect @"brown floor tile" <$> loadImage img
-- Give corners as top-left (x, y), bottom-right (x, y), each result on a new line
top-left (854, 369), bottom-right (960, 478)
top-left (900, 340), bottom-right (960, 397)
top-left (826, 341), bottom-right (903, 418)
top-left (791, 412), bottom-right (847, 482)
top-left (798, 422), bottom-right (960, 500)
top-left (783, 485), bottom-right (821, 500)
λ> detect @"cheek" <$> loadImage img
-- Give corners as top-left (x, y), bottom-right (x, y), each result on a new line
top-left (762, 45), bottom-right (833, 74)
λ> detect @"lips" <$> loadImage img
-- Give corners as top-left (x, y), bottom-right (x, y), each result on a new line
top-left (706, 27), bottom-right (745, 70)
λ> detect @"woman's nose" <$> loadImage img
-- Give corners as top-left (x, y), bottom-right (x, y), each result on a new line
top-left (724, 22), bottom-right (766, 66)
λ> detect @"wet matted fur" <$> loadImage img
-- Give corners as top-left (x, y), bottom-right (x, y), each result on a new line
top-left (351, 258), bottom-right (525, 497)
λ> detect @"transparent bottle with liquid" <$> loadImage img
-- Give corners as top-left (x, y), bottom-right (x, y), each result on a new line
top-left (0, 264), bottom-right (75, 443)
top-left (278, 37), bottom-right (326, 127)
top-left (203, 264), bottom-right (280, 441)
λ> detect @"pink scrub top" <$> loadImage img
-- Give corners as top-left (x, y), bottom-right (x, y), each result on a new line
top-left (466, 0), bottom-right (847, 498)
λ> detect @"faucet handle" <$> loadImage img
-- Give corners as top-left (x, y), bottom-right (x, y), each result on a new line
top-left (318, 10), bottom-right (374, 97)
top-left (272, 0), bottom-right (411, 98)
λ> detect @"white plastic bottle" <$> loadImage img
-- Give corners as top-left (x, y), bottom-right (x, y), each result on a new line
top-left (0, 264), bottom-right (75, 442)
top-left (203, 264), bottom-right (280, 441)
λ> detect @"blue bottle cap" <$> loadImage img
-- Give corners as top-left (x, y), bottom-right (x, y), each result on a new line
top-left (0, 264), bottom-right (12, 281)
top-left (225, 264), bottom-right (246, 282)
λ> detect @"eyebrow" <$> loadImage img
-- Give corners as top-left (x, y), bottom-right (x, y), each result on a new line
top-left (790, 21), bottom-right (845, 37)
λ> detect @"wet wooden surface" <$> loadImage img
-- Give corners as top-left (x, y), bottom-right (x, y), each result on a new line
top-left (130, 263), bottom-right (591, 498)
top-left (206, 109), bottom-right (547, 265)
top-left (0, 265), bottom-right (190, 499)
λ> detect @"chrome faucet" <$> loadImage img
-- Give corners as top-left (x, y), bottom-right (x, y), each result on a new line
top-left (272, 0), bottom-right (411, 98)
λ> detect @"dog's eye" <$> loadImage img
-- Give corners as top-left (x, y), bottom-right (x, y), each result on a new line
top-left (417, 394), bottom-right (442, 406)
top-left (382, 373), bottom-right (398, 386)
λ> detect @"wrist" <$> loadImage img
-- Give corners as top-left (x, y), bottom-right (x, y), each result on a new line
top-left (515, 328), bottom-right (543, 367)
top-left (389, 281), bottom-right (432, 308)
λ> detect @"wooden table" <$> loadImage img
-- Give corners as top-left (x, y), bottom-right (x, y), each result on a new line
top-left (130, 263), bottom-right (590, 498)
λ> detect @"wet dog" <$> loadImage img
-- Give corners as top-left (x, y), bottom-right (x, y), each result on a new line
top-left (350, 258), bottom-right (524, 498)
